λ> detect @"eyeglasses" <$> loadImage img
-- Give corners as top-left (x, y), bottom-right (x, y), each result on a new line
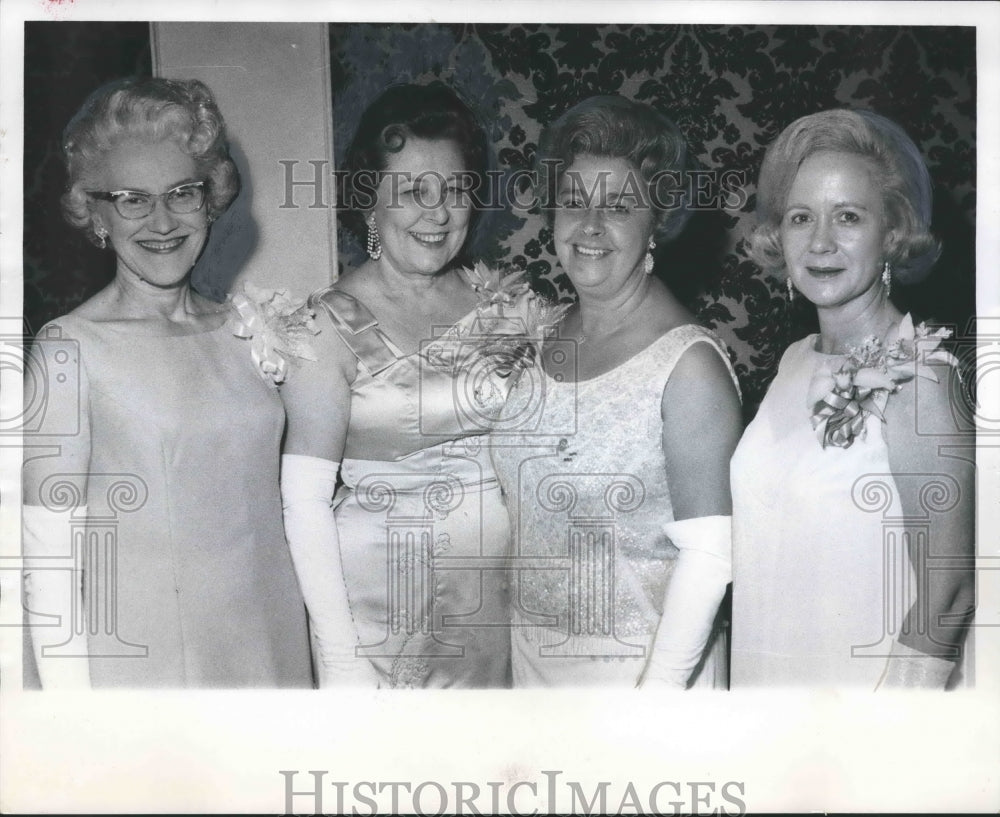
top-left (86, 181), bottom-right (207, 220)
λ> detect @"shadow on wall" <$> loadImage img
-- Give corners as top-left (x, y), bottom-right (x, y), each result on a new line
top-left (192, 139), bottom-right (260, 302)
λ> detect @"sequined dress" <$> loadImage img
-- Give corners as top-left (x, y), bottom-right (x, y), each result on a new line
top-left (490, 324), bottom-right (737, 687)
top-left (311, 286), bottom-right (514, 688)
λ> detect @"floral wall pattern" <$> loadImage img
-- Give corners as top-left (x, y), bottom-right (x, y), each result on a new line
top-left (329, 23), bottom-right (976, 415)
top-left (23, 23), bottom-right (152, 334)
top-left (22, 24), bottom-right (975, 418)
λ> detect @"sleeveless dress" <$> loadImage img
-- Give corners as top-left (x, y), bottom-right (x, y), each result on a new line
top-left (25, 312), bottom-right (313, 688)
top-left (311, 287), bottom-right (512, 688)
top-left (730, 335), bottom-right (915, 688)
top-left (490, 324), bottom-right (738, 687)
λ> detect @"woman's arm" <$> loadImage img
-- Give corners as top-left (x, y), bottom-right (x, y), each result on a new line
top-left (279, 321), bottom-right (379, 687)
top-left (22, 325), bottom-right (92, 689)
top-left (882, 359), bottom-right (975, 688)
top-left (639, 341), bottom-right (744, 688)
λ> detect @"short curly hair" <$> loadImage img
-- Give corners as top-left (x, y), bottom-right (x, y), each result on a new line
top-left (340, 81), bottom-right (489, 253)
top-left (61, 76), bottom-right (240, 246)
top-left (749, 108), bottom-right (939, 284)
top-left (534, 95), bottom-right (692, 244)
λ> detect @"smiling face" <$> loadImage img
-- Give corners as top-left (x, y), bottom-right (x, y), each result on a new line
top-left (780, 151), bottom-right (892, 311)
top-left (370, 137), bottom-right (472, 277)
top-left (552, 153), bottom-right (655, 293)
top-left (89, 137), bottom-right (209, 290)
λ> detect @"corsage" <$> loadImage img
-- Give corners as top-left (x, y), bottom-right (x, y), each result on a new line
top-left (807, 313), bottom-right (958, 449)
top-left (229, 283), bottom-right (320, 385)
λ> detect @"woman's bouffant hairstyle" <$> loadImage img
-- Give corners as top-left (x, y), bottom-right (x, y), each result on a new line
top-left (340, 81), bottom-right (489, 248)
top-left (749, 108), bottom-right (939, 284)
top-left (61, 76), bottom-right (240, 246)
top-left (535, 95), bottom-right (692, 244)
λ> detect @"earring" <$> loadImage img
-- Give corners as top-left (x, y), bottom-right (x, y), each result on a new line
top-left (786, 277), bottom-right (795, 303)
top-left (643, 236), bottom-right (656, 275)
top-left (882, 260), bottom-right (892, 297)
top-left (366, 216), bottom-right (382, 261)
top-left (95, 226), bottom-right (108, 250)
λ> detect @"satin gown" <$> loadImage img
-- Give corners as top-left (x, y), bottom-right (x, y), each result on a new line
top-left (24, 312), bottom-right (313, 688)
top-left (311, 287), bottom-right (512, 688)
top-left (490, 325), bottom-right (738, 687)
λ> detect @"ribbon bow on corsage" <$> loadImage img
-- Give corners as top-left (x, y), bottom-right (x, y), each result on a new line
top-left (807, 314), bottom-right (958, 449)
top-left (229, 283), bottom-right (319, 385)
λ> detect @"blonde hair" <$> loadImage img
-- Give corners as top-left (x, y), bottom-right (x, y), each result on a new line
top-left (750, 108), bottom-right (939, 283)
top-left (61, 77), bottom-right (240, 245)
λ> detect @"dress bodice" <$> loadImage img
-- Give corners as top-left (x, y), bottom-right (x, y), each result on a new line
top-left (310, 287), bottom-right (505, 464)
top-left (730, 335), bottom-right (911, 687)
top-left (491, 324), bottom-right (737, 685)
top-left (26, 311), bottom-right (311, 688)
top-left (308, 279), bottom-right (529, 688)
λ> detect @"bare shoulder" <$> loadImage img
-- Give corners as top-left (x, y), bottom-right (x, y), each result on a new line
top-left (661, 336), bottom-right (742, 441)
top-left (286, 300), bottom-right (359, 389)
top-left (662, 334), bottom-right (738, 401)
top-left (884, 358), bottom-right (970, 469)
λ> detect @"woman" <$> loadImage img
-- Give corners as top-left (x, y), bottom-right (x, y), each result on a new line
top-left (731, 109), bottom-right (975, 688)
top-left (280, 82), bottom-right (536, 688)
top-left (490, 96), bottom-right (744, 688)
top-left (22, 77), bottom-right (312, 688)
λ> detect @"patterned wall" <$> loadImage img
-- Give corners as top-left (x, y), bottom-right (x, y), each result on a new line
top-left (329, 23), bottom-right (976, 415)
top-left (23, 23), bottom-right (152, 334)
top-left (22, 24), bottom-right (975, 418)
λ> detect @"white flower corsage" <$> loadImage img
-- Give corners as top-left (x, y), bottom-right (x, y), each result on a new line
top-left (229, 283), bottom-right (319, 385)
top-left (807, 313), bottom-right (959, 448)
top-left (422, 262), bottom-right (570, 379)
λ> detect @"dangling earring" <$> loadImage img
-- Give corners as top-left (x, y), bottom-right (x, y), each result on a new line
top-left (643, 236), bottom-right (656, 275)
top-left (95, 226), bottom-right (108, 250)
top-left (786, 277), bottom-right (795, 303)
top-left (366, 215), bottom-right (382, 261)
top-left (882, 260), bottom-right (892, 297)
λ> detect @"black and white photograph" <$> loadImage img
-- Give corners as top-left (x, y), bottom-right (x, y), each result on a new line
top-left (2, 0), bottom-right (998, 813)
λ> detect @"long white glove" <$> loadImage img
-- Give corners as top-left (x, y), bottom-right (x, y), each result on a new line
top-left (280, 454), bottom-right (379, 688)
top-left (875, 640), bottom-right (956, 690)
top-left (22, 504), bottom-right (92, 690)
top-left (639, 515), bottom-right (732, 689)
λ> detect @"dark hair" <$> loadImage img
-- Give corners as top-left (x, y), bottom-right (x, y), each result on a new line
top-left (340, 81), bottom-right (489, 252)
top-left (61, 76), bottom-right (240, 246)
top-left (535, 95), bottom-right (692, 243)
top-left (749, 108), bottom-right (939, 284)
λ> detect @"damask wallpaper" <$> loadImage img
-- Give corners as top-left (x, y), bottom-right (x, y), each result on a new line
top-left (22, 23), bottom-right (152, 336)
top-left (329, 23), bottom-right (976, 415)
top-left (22, 24), bottom-right (975, 418)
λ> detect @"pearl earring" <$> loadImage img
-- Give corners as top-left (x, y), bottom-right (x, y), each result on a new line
top-left (882, 260), bottom-right (892, 297)
top-left (786, 278), bottom-right (795, 303)
top-left (95, 226), bottom-right (108, 249)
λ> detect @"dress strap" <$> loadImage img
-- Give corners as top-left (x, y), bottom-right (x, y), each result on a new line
top-left (664, 324), bottom-right (743, 401)
top-left (310, 287), bottom-right (404, 376)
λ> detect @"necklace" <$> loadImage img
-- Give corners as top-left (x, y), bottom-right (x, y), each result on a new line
top-left (577, 324), bottom-right (622, 346)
